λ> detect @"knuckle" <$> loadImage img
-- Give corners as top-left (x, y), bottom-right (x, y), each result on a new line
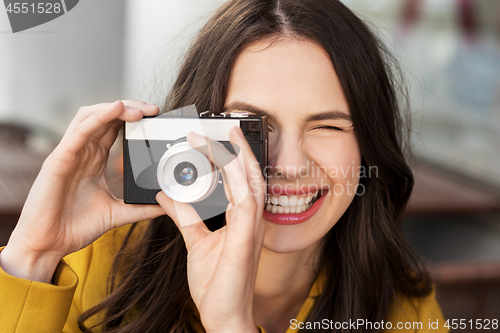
top-left (92, 112), bottom-right (107, 124)
top-left (73, 118), bottom-right (93, 135)
top-left (77, 104), bottom-right (103, 118)
top-left (77, 106), bottom-right (88, 114)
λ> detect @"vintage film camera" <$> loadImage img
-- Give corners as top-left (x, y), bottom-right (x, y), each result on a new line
top-left (123, 105), bottom-right (268, 219)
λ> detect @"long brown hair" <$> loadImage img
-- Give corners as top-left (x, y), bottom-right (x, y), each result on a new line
top-left (78, 1), bottom-right (432, 332)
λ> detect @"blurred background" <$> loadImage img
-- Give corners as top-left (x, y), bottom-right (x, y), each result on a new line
top-left (1, 0), bottom-right (499, 329)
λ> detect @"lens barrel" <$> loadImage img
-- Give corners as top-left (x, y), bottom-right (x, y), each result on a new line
top-left (157, 141), bottom-right (219, 203)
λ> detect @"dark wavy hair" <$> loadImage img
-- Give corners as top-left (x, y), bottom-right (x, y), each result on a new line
top-left (78, 0), bottom-right (432, 332)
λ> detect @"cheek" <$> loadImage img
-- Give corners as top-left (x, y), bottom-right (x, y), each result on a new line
top-left (302, 136), bottom-right (361, 183)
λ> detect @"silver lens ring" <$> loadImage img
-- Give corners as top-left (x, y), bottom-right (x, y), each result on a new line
top-left (157, 141), bottom-right (219, 203)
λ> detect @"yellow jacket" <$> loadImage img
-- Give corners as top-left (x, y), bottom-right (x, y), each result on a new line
top-left (0, 221), bottom-right (449, 333)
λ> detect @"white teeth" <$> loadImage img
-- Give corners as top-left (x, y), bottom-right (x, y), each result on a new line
top-left (265, 203), bottom-right (312, 214)
top-left (265, 190), bottom-right (321, 214)
top-left (266, 192), bottom-right (319, 206)
top-left (278, 196), bottom-right (288, 206)
top-left (266, 192), bottom-right (319, 207)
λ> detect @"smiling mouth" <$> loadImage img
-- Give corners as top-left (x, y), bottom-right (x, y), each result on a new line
top-left (265, 189), bottom-right (324, 214)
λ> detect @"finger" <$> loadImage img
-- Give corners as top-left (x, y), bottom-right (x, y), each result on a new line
top-left (99, 120), bottom-right (124, 150)
top-left (58, 101), bottom-right (124, 155)
top-left (69, 103), bottom-right (111, 126)
top-left (75, 105), bottom-right (140, 136)
top-left (186, 132), bottom-right (237, 167)
top-left (229, 127), bottom-right (266, 201)
top-left (93, 103), bottom-right (156, 143)
top-left (111, 200), bottom-right (166, 229)
top-left (64, 101), bottom-right (123, 138)
top-left (156, 191), bottom-right (210, 250)
top-left (186, 132), bottom-right (250, 209)
top-left (69, 101), bottom-right (158, 131)
top-left (96, 102), bottom-right (158, 146)
top-left (121, 100), bottom-right (160, 117)
top-left (61, 101), bottom-right (152, 154)
top-left (69, 102), bottom-right (128, 128)
top-left (228, 127), bottom-right (266, 231)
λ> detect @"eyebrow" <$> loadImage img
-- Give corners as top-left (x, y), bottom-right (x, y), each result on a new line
top-left (222, 101), bottom-right (352, 122)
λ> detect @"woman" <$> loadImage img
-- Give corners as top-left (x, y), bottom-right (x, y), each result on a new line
top-left (0, 0), bottom-right (448, 332)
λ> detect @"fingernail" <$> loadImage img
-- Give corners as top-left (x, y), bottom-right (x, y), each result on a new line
top-left (145, 103), bottom-right (157, 108)
top-left (187, 132), bottom-right (207, 148)
top-left (187, 131), bottom-right (205, 143)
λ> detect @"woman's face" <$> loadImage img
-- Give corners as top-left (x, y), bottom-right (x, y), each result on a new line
top-left (224, 37), bottom-right (361, 253)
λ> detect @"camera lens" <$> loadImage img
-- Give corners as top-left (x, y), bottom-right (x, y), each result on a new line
top-left (157, 141), bottom-right (219, 203)
top-left (174, 162), bottom-right (198, 186)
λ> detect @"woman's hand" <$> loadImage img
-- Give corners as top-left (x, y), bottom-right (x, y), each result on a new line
top-left (156, 127), bottom-right (265, 333)
top-left (0, 101), bottom-right (166, 283)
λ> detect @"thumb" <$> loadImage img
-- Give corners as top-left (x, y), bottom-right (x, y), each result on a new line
top-left (156, 191), bottom-right (210, 250)
top-left (111, 200), bottom-right (165, 228)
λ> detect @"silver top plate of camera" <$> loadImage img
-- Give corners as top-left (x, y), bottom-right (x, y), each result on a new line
top-left (125, 117), bottom-right (240, 141)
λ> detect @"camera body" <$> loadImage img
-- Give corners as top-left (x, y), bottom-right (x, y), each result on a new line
top-left (123, 108), bottom-right (268, 215)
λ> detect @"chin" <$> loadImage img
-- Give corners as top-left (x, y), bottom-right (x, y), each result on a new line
top-left (261, 221), bottom-right (325, 254)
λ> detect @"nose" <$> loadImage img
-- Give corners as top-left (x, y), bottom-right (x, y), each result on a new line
top-left (267, 129), bottom-right (310, 181)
